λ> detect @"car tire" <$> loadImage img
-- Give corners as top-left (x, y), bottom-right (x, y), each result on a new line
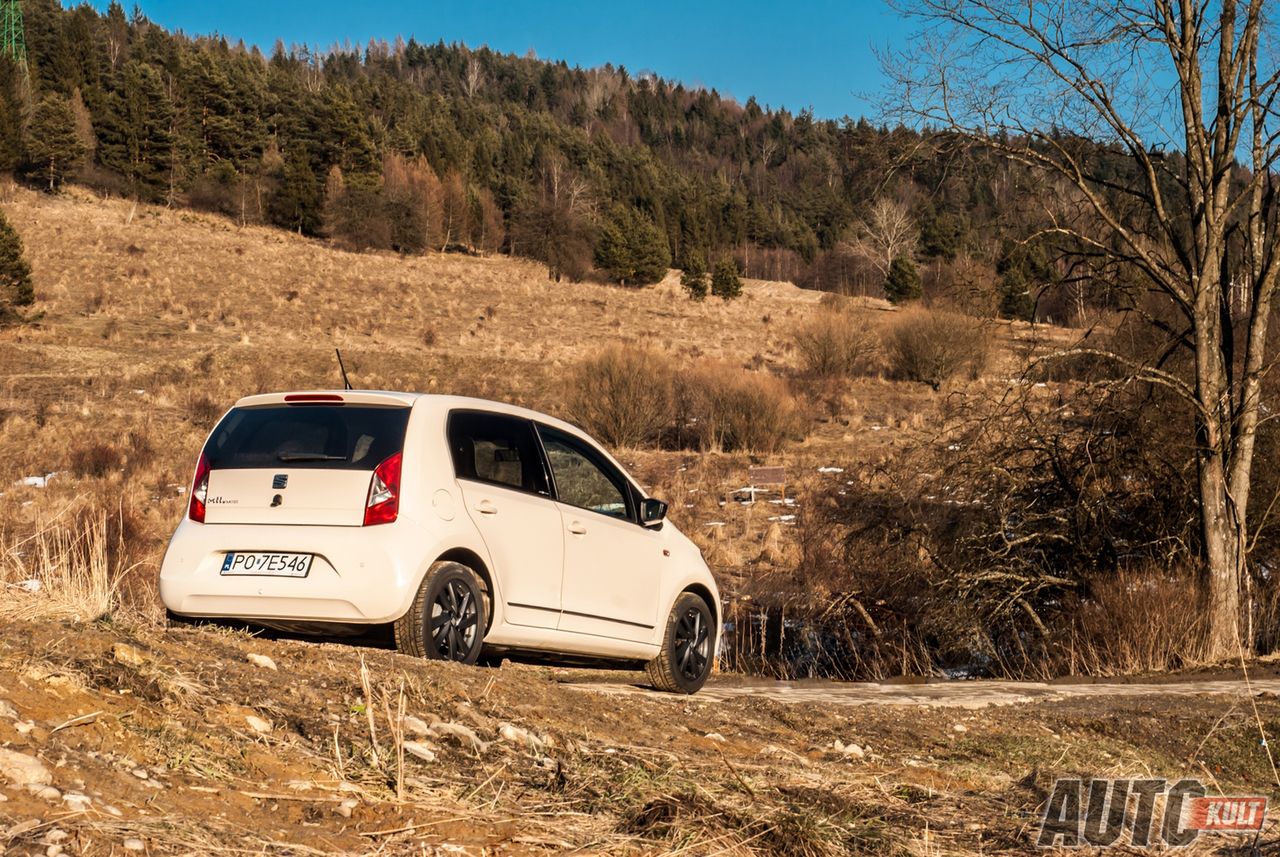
top-left (395, 561), bottom-right (486, 664)
top-left (646, 592), bottom-right (714, 694)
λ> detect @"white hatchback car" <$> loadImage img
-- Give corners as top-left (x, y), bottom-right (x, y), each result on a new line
top-left (160, 391), bottom-right (720, 693)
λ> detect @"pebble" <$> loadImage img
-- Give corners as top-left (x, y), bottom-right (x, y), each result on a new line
top-left (14, 720), bottom-right (35, 735)
top-left (122, 839), bottom-right (146, 852)
top-left (0, 700), bottom-right (17, 720)
top-left (112, 643), bottom-right (147, 667)
top-left (245, 715), bottom-right (273, 734)
top-left (335, 798), bottom-right (358, 818)
top-left (401, 715), bottom-right (431, 737)
top-left (62, 792), bottom-right (92, 812)
top-left (28, 784), bottom-right (61, 801)
top-left (953, 723), bottom-right (968, 733)
top-left (703, 732), bottom-right (727, 743)
top-left (246, 653), bottom-right (277, 671)
top-left (402, 741), bottom-right (436, 763)
top-left (131, 768), bottom-right (149, 780)
top-left (832, 740), bottom-right (865, 759)
top-left (428, 721), bottom-right (487, 753)
top-left (0, 748), bottom-right (52, 787)
top-left (498, 723), bottom-right (547, 753)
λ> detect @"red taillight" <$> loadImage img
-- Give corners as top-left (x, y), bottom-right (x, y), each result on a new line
top-left (363, 452), bottom-right (402, 526)
top-left (188, 452), bottom-right (210, 523)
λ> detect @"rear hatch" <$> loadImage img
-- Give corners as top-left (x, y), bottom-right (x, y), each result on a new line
top-left (201, 402), bottom-right (410, 526)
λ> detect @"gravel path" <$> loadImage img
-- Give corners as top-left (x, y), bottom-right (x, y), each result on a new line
top-left (571, 676), bottom-right (1280, 709)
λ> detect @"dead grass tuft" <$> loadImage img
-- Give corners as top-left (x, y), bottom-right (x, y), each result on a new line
top-left (0, 509), bottom-right (128, 622)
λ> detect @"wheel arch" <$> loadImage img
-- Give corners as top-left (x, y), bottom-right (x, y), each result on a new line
top-left (679, 583), bottom-right (720, 629)
top-left (429, 547), bottom-right (496, 631)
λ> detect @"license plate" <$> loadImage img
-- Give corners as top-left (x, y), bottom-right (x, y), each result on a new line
top-left (220, 552), bottom-right (313, 578)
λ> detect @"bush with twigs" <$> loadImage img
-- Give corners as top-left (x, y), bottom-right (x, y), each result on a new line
top-left (676, 365), bottom-right (800, 454)
top-left (883, 308), bottom-right (988, 388)
top-left (567, 346), bottom-right (675, 448)
top-left (569, 350), bottom-right (799, 453)
top-left (793, 309), bottom-right (879, 379)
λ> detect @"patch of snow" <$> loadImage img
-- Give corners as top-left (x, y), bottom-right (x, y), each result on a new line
top-left (19, 474), bottom-right (53, 489)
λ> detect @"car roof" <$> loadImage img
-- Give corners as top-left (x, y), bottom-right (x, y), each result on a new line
top-left (231, 391), bottom-right (591, 442)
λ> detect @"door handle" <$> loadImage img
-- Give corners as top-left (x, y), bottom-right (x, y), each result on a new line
top-left (568, 521), bottom-right (587, 535)
top-left (475, 500), bottom-right (498, 515)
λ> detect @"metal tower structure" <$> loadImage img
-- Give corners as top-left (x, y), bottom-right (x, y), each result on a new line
top-left (0, 0), bottom-right (27, 72)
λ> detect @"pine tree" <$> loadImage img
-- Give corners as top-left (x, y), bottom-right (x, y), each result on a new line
top-left (595, 207), bottom-right (670, 285)
top-left (97, 60), bottom-right (175, 201)
top-left (884, 256), bottom-right (921, 304)
top-left (268, 147), bottom-right (323, 235)
top-left (0, 211), bottom-right (34, 315)
top-left (0, 58), bottom-right (24, 175)
top-left (680, 251), bottom-right (708, 300)
top-left (24, 94), bottom-right (86, 191)
top-left (996, 240), bottom-right (1051, 321)
top-left (710, 258), bottom-right (742, 300)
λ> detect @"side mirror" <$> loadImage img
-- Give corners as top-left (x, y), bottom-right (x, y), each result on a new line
top-left (640, 497), bottom-right (668, 526)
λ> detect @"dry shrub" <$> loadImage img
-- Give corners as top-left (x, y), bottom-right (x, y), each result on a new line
top-left (569, 350), bottom-right (800, 453)
top-left (792, 309), bottom-right (878, 378)
top-left (185, 392), bottom-right (223, 429)
top-left (567, 346), bottom-right (674, 448)
top-left (883, 308), bottom-right (989, 388)
top-left (0, 512), bottom-right (127, 622)
top-left (678, 366), bottom-right (799, 454)
top-left (70, 442), bottom-right (124, 478)
top-left (1059, 566), bottom-right (1211, 675)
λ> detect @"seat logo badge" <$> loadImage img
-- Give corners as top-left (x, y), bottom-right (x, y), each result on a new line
top-left (272, 474), bottom-right (288, 489)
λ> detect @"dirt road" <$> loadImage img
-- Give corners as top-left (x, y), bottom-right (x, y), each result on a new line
top-left (574, 674), bottom-right (1280, 708)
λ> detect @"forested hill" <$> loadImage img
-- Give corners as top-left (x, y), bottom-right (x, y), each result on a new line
top-left (1, 0), bottom-right (1079, 318)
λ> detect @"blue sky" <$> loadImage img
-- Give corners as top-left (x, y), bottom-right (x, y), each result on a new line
top-left (95, 0), bottom-right (903, 119)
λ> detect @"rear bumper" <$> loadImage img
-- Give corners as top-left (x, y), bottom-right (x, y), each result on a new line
top-left (159, 518), bottom-right (424, 624)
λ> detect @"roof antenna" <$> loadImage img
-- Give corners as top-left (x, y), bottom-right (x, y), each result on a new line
top-left (335, 348), bottom-right (353, 391)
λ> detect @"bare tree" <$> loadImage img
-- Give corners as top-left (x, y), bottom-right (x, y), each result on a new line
top-left (853, 196), bottom-right (918, 278)
top-left (464, 53), bottom-right (485, 100)
top-left (888, 0), bottom-right (1280, 659)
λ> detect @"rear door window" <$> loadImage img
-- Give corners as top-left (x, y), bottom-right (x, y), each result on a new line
top-left (447, 411), bottom-right (549, 495)
top-left (205, 405), bottom-right (410, 470)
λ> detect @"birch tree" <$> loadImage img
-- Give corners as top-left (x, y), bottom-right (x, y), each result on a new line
top-left (888, 0), bottom-right (1280, 658)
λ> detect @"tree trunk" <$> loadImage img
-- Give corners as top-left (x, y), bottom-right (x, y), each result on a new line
top-left (1200, 452), bottom-right (1242, 659)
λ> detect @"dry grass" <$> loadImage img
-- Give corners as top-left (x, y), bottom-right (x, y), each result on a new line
top-left (0, 507), bottom-right (126, 622)
top-left (1056, 566), bottom-right (1214, 676)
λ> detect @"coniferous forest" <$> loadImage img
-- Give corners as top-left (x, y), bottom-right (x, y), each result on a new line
top-left (0, 0), bottom-right (1130, 321)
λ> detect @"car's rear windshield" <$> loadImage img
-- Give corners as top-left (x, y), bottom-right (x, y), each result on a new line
top-left (204, 405), bottom-right (410, 470)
